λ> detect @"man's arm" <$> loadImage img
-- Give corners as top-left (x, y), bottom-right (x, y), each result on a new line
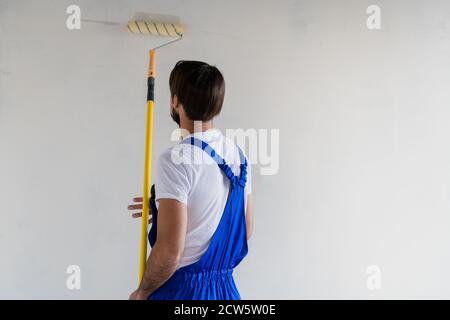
top-left (130, 198), bottom-right (187, 300)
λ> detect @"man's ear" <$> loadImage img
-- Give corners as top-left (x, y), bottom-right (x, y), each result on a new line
top-left (172, 95), bottom-right (179, 109)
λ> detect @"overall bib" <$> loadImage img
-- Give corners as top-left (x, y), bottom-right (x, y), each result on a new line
top-left (147, 137), bottom-right (249, 300)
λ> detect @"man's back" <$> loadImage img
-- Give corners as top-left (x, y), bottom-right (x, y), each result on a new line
top-left (154, 128), bottom-right (252, 268)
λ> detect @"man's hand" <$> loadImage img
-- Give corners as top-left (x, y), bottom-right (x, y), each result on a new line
top-left (127, 197), bottom-right (152, 224)
top-left (129, 288), bottom-right (150, 300)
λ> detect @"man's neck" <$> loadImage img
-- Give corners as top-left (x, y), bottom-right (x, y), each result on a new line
top-left (181, 119), bottom-right (214, 134)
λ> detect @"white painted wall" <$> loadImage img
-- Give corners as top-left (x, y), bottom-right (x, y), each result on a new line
top-left (1, 0), bottom-right (450, 299)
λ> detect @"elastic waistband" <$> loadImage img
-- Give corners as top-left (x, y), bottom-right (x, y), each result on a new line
top-left (178, 268), bottom-right (234, 277)
top-left (169, 268), bottom-right (235, 287)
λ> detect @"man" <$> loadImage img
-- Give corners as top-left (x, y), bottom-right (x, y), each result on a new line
top-left (128, 61), bottom-right (253, 300)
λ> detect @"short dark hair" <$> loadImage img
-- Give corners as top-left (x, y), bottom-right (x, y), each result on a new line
top-left (169, 60), bottom-right (225, 122)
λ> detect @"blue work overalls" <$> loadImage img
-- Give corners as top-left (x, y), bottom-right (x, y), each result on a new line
top-left (147, 137), bottom-right (249, 300)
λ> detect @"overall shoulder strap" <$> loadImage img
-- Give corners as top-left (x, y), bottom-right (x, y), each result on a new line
top-left (182, 137), bottom-right (247, 188)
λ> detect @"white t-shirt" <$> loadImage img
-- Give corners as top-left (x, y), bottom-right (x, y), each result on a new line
top-left (154, 128), bottom-right (252, 268)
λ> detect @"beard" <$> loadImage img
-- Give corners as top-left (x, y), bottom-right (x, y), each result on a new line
top-left (170, 107), bottom-right (181, 126)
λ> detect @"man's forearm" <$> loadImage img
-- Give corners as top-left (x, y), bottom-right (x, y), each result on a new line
top-left (138, 244), bottom-right (180, 297)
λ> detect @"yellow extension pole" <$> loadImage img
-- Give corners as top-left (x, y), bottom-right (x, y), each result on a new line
top-left (139, 49), bottom-right (156, 282)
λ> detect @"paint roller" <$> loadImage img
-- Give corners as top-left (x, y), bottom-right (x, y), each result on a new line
top-left (127, 20), bottom-right (184, 283)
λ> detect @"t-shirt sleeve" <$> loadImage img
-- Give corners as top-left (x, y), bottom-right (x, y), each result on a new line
top-left (154, 148), bottom-right (191, 205)
top-left (245, 161), bottom-right (252, 195)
